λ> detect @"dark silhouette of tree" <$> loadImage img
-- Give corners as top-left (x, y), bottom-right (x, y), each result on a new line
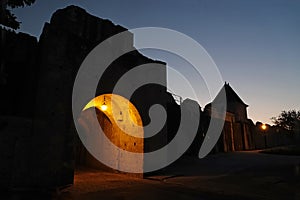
top-left (0, 0), bottom-right (35, 29)
top-left (271, 110), bottom-right (300, 132)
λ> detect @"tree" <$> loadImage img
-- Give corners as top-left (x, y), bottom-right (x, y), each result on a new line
top-left (271, 110), bottom-right (300, 132)
top-left (0, 0), bottom-right (35, 30)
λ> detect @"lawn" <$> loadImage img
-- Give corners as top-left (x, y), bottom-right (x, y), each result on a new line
top-left (260, 145), bottom-right (300, 156)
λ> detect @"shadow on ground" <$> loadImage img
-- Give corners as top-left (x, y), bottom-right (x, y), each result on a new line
top-left (3, 151), bottom-right (300, 200)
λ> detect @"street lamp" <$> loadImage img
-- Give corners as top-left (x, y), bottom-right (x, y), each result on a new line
top-left (261, 124), bottom-right (268, 148)
top-left (261, 124), bottom-right (267, 131)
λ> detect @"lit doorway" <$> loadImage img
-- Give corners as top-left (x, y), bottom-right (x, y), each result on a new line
top-left (75, 94), bottom-right (144, 173)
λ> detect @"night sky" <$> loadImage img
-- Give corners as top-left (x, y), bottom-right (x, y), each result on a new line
top-left (14, 0), bottom-right (300, 124)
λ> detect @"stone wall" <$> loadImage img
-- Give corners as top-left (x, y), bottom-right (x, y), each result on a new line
top-left (0, 5), bottom-right (169, 188)
top-left (0, 28), bottom-right (38, 189)
top-left (1, 28), bottom-right (38, 117)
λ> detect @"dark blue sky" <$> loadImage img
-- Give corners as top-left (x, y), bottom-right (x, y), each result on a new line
top-left (14, 0), bottom-right (300, 124)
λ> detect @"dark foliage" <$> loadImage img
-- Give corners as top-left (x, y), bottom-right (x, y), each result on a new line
top-left (0, 0), bottom-right (35, 29)
top-left (272, 110), bottom-right (300, 132)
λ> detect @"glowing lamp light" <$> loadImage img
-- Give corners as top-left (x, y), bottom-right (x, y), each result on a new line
top-left (261, 124), bottom-right (267, 130)
top-left (100, 104), bottom-right (108, 111)
top-left (100, 95), bottom-right (108, 111)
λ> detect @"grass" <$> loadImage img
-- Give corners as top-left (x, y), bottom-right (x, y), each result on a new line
top-left (260, 145), bottom-right (300, 156)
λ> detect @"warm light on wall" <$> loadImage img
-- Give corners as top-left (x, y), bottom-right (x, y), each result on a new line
top-left (80, 93), bottom-right (144, 172)
top-left (81, 93), bottom-right (144, 152)
top-left (82, 94), bottom-right (143, 128)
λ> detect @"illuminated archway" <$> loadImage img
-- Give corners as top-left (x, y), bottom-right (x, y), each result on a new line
top-left (77, 94), bottom-right (144, 172)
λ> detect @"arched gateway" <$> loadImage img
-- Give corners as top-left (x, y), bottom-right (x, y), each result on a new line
top-left (76, 94), bottom-right (144, 174)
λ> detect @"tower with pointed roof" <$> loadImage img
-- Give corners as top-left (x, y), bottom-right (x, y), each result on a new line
top-left (203, 82), bottom-right (252, 152)
top-left (222, 82), bottom-right (248, 122)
